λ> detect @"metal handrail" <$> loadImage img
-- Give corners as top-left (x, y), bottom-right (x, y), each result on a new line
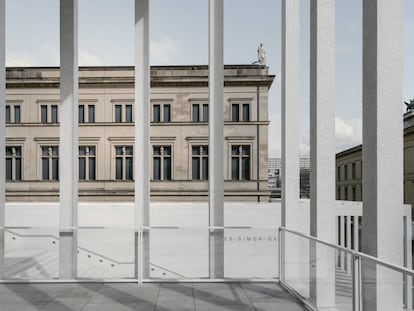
top-left (280, 226), bottom-right (414, 278)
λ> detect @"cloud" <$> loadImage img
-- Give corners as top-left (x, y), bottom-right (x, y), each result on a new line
top-left (335, 117), bottom-right (362, 152)
top-left (150, 37), bottom-right (180, 64)
top-left (6, 52), bottom-right (37, 67)
top-left (79, 50), bottom-right (103, 66)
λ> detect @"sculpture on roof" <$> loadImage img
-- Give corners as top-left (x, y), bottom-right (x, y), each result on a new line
top-left (405, 99), bottom-right (414, 112)
top-left (252, 43), bottom-right (266, 66)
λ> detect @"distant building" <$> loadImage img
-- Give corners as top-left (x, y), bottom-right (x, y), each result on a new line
top-left (268, 157), bottom-right (310, 198)
top-left (5, 65), bottom-right (274, 202)
top-left (336, 111), bottom-right (414, 215)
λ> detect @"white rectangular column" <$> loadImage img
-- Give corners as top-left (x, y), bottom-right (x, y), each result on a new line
top-left (309, 0), bottom-right (336, 308)
top-left (208, 0), bottom-right (224, 279)
top-left (281, 0), bottom-right (300, 228)
top-left (362, 1), bottom-right (404, 310)
top-left (0, 0), bottom-right (5, 279)
top-left (59, 0), bottom-right (78, 279)
top-left (135, 0), bottom-right (150, 281)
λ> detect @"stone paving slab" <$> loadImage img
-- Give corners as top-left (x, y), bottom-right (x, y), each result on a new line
top-left (0, 282), bottom-right (307, 311)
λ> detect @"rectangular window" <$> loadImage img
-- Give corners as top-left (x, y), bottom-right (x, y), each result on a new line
top-left (153, 145), bottom-right (172, 180)
top-left (6, 104), bottom-right (21, 124)
top-left (192, 104), bottom-right (199, 122)
top-left (115, 105), bottom-right (122, 123)
top-left (231, 104), bottom-right (239, 122)
top-left (337, 166), bottom-right (341, 181)
top-left (6, 146), bottom-right (22, 181)
top-left (115, 146), bottom-right (133, 180)
top-left (231, 145), bottom-right (251, 180)
top-left (5, 105), bottom-right (10, 124)
top-left (79, 146), bottom-right (96, 181)
top-left (191, 146), bottom-right (208, 180)
top-left (344, 164), bottom-right (348, 180)
top-left (352, 163), bottom-right (356, 179)
top-left (242, 104), bottom-right (249, 122)
top-left (51, 105), bottom-right (58, 123)
top-left (125, 105), bottom-right (133, 123)
top-left (41, 105), bottom-right (48, 123)
top-left (41, 146), bottom-right (59, 181)
top-left (231, 103), bottom-right (250, 122)
top-left (153, 103), bottom-right (171, 123)
top-left (79, 105), bottom-right (85, 123)
top-left (192, 103), bottom-right (208, 122)
top-left (88, 105), bottom-right (95, 123)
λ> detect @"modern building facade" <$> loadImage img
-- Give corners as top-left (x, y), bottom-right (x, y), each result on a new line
top-left (4, 65), bottom-right (274, 202)
top-left (336, 111), bottom-right (414, 212)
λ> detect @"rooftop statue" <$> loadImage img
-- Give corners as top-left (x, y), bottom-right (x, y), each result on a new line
top-left (253, 43), bottom-right (266, 65)
top-left (405, 99), bottom-right (414, 112)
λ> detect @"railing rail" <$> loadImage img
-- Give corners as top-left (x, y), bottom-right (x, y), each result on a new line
top-left (279, 226), bottom-right (413, 311)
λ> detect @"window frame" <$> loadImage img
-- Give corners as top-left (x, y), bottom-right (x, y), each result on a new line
top-left (114, 145), bottom-right (134, 181)
top-left (79, 145), bottom-right (97, 181)
top-left (112, 101), bottom-right (134, 123)
top-left (229, 101), bottom-right (251, 122)
top-left (6, 102), bottom-right (22, 124)
top-left (152, 101), bottom-right (172, 123)
top-left (41, 145), bottom-right (59, 181)
top-left (190, 144), bottom-right (209, 180)
top-left (191, 102), bottom-right (209, 122)
top-left (6, 145), bottom-right (22, 181)
top-left (152, 144), bottom-right (173, 181)
top-left (229, 143), bottom-right (252, 181)
top-left (38, 102), bottom-right (59, 124)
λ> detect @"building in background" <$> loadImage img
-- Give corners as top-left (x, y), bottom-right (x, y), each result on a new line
top-left (5, 65), bottom-right (274, 202)
top-left (336, 111), bottom-right (414, 215)
top-left (267, 157), bottom-right (310, 198)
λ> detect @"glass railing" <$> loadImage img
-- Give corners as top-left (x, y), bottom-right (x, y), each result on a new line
top-left (279, 227), bottom-right (413, 311)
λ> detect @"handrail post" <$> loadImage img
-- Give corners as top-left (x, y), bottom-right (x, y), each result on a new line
top-left (352, 253), bottom-right (361, 311)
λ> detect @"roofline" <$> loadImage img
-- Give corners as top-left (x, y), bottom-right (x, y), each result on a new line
top-left (336, 144), bottom-right (362, 158)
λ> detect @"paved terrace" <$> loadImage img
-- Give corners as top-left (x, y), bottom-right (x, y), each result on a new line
top-left (0, 282), bottom-right (306, 311)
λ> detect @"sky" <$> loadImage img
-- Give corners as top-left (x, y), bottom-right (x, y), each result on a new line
top-left (4, 0), bottom-right (414, 157)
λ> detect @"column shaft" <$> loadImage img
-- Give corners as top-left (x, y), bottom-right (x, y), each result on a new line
top-left (208, 0), bottom-right (224, 279)
top-left (135, 0), bottom-right (150, 280)
top-left (59, 0), bottom-right (78, 279)
top-left (362, 0), bottom-right (404, 309)
top-left (309, 0), bottom-right (336, 307)
top-left (0, 0), bottom-right (5, 278)
top-left (281, 0), bottom-right (300, 228)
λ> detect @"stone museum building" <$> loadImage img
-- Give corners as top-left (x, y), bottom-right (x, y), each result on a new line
top-left (4, 64), bottom-right (274, 202)
top-left (336, 111), bottom-right (414, 214)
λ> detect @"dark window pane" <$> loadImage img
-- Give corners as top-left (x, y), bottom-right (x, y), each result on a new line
top-left (41, 105), bottom-right (48, 123)
top-left (126, 105), bottom-right (133, 123)
top-left (79, 105), bottom-right (85, 123)
top-left (202, 146), bottom-right (208, 155)
top-left (79, 146), bottom-right (86, 155)
top-left (6, 147), bottom-right (12, 156)
top-left (242, 157), bottom-right (250, 180)
top-left (192, 104), bottom-right (199, 122)
top-left (5, 106), bottom-right (10, 124)
top-left (125, 146), bottom-right (133, 155)
top-left (192, 146), bottom-right (199, 155)
top-left (242, 146), bottom-right (250, 155)
top-left (203, 104), bottom-right (209, 122)
top-left (153, 105), bottom-right (160, 122)
top-left (89, 146), bottom-right (96, 155)
top-left (89, 158), bottom-right (96, 180)
top-left (153, 158), bottom-right (161, 180)
top-left (6, 158), bottom-right (12, 180)
top-left (14, 106), bottom-right (21, 123)
top-left (15, 147), bottom-right (21, 156)
top-left (231, 146), bottom-right (239, 155)
top-left (115, 105), bottom-right (122, 122)
top-left (242, 104), bottom-right (249, 121)
top-left (231, 158), bottom-right (239, 180)
top-left (164, 158), bottom-right (171, 180)
top-left (153, 146), bottom-right (161, 155)
top-left (51, 105), bottom-right (58, 123)
top-left (88, 105), bottom-right (95, 123)
top-left (202, 157), bottom-right (208, 180)
top-left (116, 147), bottom-right (123, 155)
top-left (163, 146), bottom-right (171, 155)
top-left (42, 147), bottom-right (48, 156)
top-left (116, 158), bottom-right (123, 180)
top-left (231, 104), bottom-right (239, 122)
top-left (79, 158), bottom-right (86, 180)
top-left (192, 158), bottom-right (200, 180)
top-left (42, 158), bottom-right (49, 180)
top-left (52, 146), bottom-right (59, 156)
top-left (126, 158), bottom-right (133, 180)
top-left (164, 104), bottom-right (171, 122)
top-left (15, 158), bottom-right (21, 180)
top-left (52, 158), bottom-right (59, 180)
